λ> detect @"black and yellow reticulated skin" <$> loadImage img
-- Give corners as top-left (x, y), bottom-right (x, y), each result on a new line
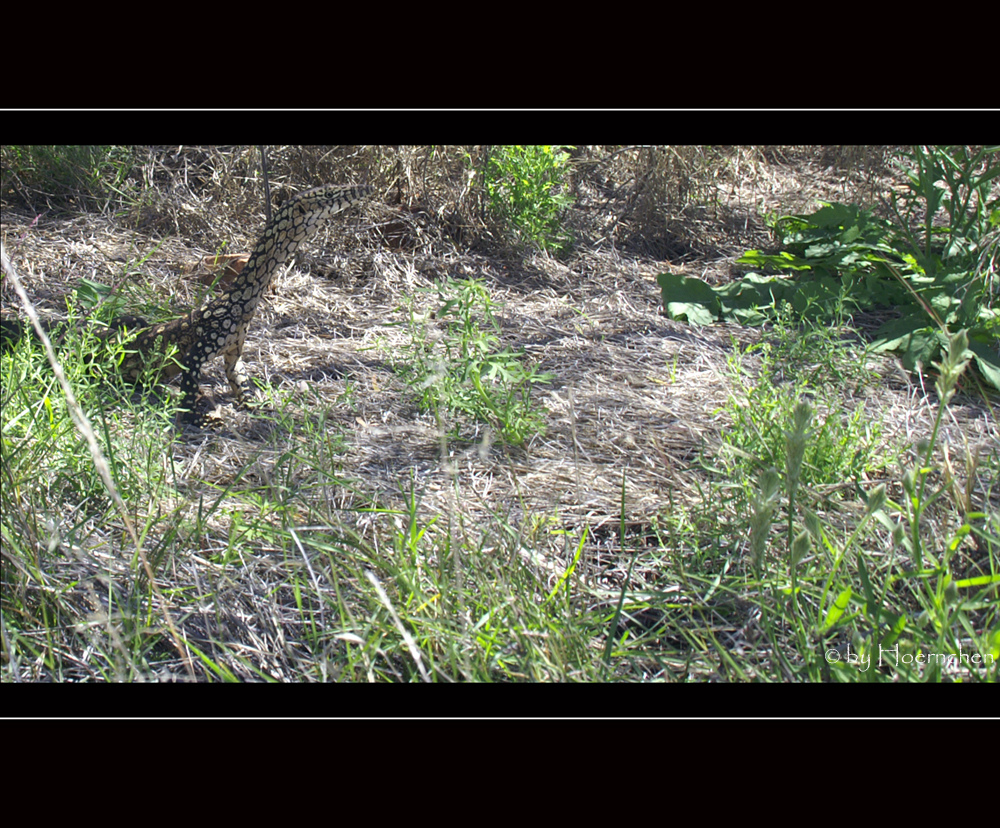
top-left (115, 184), bottom-right (372, 422)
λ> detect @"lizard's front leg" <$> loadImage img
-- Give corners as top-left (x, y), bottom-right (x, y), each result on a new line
top-left (223, 323), bottom-right (254, 406)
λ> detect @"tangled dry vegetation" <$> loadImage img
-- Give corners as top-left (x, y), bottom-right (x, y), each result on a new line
top-left (2, 146), bottom-right (996, 683)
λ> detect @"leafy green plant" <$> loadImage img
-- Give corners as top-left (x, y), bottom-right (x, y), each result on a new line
top-left (480, 145), bottom-right (575, 253)
top-left (888, 145), bottom-right (998, 278)
top-left (732, 329), bottom-right (998, 682)
top-left (828, 331), bottom-right (996, 681)
top-left (721, 310), bottom-right (885, 490)
top-left (657, 146), bottom-right (1000, 390)
top-left (389, 277), bottom-right (552, 445)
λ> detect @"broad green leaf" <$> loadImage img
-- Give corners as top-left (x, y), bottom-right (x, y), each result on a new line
top-left (656, 272), bottom-right (721, 324)
top-left (967, 337), bottom-right (1000, 390)
top-left (823, 587), bottom-right (852, 630)
top-left (880, 612), bottom-right (907, 647)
